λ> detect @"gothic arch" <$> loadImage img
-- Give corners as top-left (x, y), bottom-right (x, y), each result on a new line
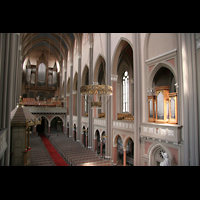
top-left (148, 61), bottom-right (177, 88)
top-left (111, 37), bottom-right (133, 76)
top-left (123, 135), bottom-right (134, 147)
top-left (81, 65), bottom-right (89, 86)
top-left (94, 129), bottom-right (100, 139)
top-left (49, 115), bottom-right (64, 125)
top-left (113, 132), bottom-right (124, 145)
top-left (73, 72), bottom-right (78, 90)
top-left (148, 143), bottom-right (173, 166)
top-left (93, 54), bottom-right (106, 83)
top-left (37, 115), bottom-right (50, 124)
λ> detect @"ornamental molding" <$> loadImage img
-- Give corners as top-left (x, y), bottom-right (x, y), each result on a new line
top-left (111, 74), bottom-right (118, 82)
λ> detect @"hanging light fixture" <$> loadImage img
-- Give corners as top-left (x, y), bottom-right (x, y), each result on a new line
top-left (80, 49), bottom-right (112, 110)
top-left (80, 82), bottom-right (112, 109)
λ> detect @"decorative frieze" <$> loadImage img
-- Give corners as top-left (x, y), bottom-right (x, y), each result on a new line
top-left (113, 120), bottom-right (134, 133)
top-left (111, 74), bottom-right (118, 82)
top-left (140, 122), bottom-right (182, 144)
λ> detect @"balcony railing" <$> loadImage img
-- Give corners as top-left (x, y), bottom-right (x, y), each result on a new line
top-left (140, 122), bottom-right (182, 145)
top-left (26, 106), bottom-right (67, 114)
top-left (113, 119), bottom-right (134, 132)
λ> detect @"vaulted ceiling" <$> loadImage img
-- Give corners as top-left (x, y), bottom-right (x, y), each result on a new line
top-left (21, 33), bottom-right (83, 67)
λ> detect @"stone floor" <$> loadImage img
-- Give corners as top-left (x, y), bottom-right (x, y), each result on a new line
top-left (29, 133), bottom-right (56, 166)
top-left (49, 134), bottom-right (112, 166)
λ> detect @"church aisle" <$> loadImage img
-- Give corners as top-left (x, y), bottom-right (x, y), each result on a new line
top-left (29, 133), bottom-right (56, 166)
top-left (49, 135), bottom-right (112, 166)
top-left (40, 134), bottom-right (68, 166)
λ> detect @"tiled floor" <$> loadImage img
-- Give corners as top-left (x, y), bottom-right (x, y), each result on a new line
top-left (49, 134), bottom-right (112, 166)
top-left (29, 133), bottom-right (56, 166)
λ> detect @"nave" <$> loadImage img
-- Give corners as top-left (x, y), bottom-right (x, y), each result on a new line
top-left (29, 131), bottom-right (112, 166)
top-left (49, 133), bottom-right (112, 166)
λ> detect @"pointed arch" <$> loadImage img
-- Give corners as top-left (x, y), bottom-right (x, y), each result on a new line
top-left (93, 54), bottom-right (106, 83)
top-left (111, 37), bottom-right (133, 76)
top-left (82, 65), bottom-right (89, 86)
top-left (148, 61), bottom-right (177, 88)
top-left (148, 143), bottom-right (173, 166)
top-left (113, 132), bottom-right (124, 145)
top-left (37, 115), bottom-right (50, 124)
top-left (73, 72), bottom-right (78, 90)
top-left (123, 135), bottom-right (134, 147)
top-left (49, 115), bottom-right (64, 125)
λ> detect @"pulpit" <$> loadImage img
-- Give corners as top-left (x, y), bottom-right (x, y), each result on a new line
top-left (10, 96), bottom-right (41, 166)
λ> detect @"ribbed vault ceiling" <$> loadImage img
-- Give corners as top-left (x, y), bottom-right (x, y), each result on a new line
top-left (21, 33), bottom-right (82, 67)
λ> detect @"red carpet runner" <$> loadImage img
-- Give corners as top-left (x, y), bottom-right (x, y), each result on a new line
top-left (40, 135), bottom-right (68, 166)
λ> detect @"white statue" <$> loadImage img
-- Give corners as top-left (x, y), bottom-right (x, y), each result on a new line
top-left (160, 152), bottom-right (171, 166)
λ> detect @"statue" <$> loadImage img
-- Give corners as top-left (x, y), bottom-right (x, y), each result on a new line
top-left (160, 152), bottom-right (171, 166)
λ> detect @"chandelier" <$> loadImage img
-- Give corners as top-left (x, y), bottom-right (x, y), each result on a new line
top-left (80, 82), bottom-right (113, 109)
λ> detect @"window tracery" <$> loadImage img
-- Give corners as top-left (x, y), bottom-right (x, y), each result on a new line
top-left (122, 71), bottom-right (129, 112)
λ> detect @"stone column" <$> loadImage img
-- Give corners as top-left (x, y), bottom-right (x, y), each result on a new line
top-left (180, 33), bottom-right (199, 166)
top-left (112, 144), bottom-right (117, 165)
top-left (77, 54), bottom-right (82, 142)
top-left (34, 125), bottom-right (36, 134)
top-left (100, 139), bottom-right (103, 158)
top-left (63, 124), bottom-right (65, 134)
top-left (69, 62), bottom-right (73, 137)
top-left (64, 64), bottom-right (67, 135)
top-left (48, 124), bottom-right (51, 134)
top-left (111, 75), bottom-right (118, 120)
top-left (133, 33), bottom-right (142, 166)
top-left (59, 73), bottom-right (62, 97)
top-left (94, 137), bottom-right (97, 152)
top-left (88, 36), bottom-right (94, 149)
top-left (105, 33), bottom-right (112, 159)
top-left (86, 134), bottom-right (88, 148)
top-left (1, 33), bottom-right (18, 165)
top-left (123, 147), bottom-right (127, 166)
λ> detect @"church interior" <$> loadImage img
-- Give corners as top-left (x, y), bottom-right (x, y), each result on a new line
top-left (0, 33), bottom-right (200, 166)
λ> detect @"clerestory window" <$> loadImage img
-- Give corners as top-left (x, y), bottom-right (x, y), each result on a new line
top-left (122, 71), bottom-right (129, 112)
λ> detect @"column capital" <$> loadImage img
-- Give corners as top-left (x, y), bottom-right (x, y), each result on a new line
top-left (78, 53), bottom-right (82, 59)
top-left (111, 74), bottom-right (118, 82)
top-left (89, 43), bottom-right (93, 48)
top-left (113, 143), bottom-right (117, 147)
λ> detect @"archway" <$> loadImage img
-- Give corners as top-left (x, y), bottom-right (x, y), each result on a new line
top-left (36, 116), bottom-right (49, 136)
top-left (73, 124), bottom-right (77, 141)
top-left (82, 65), bottom-right (89, 117)
top-left (112, 40), bottom-right (134, 119)
top-left (93, 55), bottom-right (106, 115)
top-left (101, 131), bottom-right (106, 158)
top-left (82, 126), bottom-right (86, 146)
top-left (152, 66), bottom-right (176, 93)
top-left (117, 135), bottom-right (123, 165)
top-left (95, 130), bottom-right (100, 155)
top-left (50, 116), bottom-right (63, 135)
top-left (67, 122), bottom-right (69, 137)
top-left (73, 72), bottom-right (78, 116)
top-left (148, 143), bottom-right (173, 166)
top-left (82, 126), bottom-right (88, 147)
top-left (125, 138), bottom-right (134, 166)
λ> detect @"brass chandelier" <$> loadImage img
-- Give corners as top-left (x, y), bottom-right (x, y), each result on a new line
top-left (80, 82), bottom-right (113, 109)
